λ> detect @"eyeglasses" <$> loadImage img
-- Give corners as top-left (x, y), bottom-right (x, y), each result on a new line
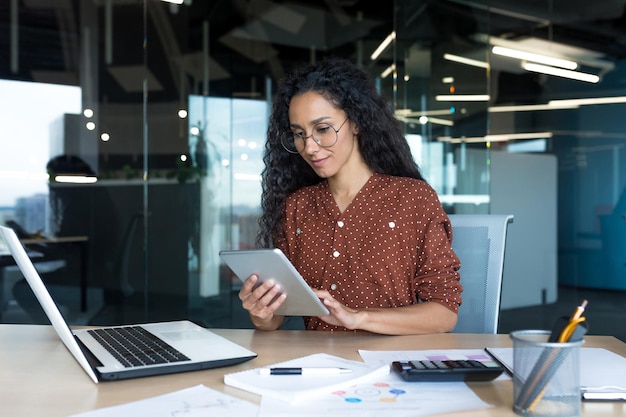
top-left (281, 118), bottom-right (349, 154)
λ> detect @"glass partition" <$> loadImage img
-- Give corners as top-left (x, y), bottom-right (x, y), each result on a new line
top-left (392, 1), bottom-right (492, 214)
top-left (1, 0), bottom-right (625, 330)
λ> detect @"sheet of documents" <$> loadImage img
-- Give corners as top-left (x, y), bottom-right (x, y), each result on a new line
top-left (257, 349), bottom-right (500, 417)
top-left (67, 385), bottom-right (258, 417)
top-left (224, 352), bottom-right (389, 404)
top-left (257, 373), bottom-right (492, 417)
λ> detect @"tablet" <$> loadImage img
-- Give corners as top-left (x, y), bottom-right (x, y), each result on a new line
top-left (219, 248), bottom-right (330, 316)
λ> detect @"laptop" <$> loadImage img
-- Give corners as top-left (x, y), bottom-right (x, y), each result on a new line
top-left (0, 225), bottom-right (257, 383)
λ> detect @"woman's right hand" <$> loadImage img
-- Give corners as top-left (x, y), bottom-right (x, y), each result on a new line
top-left (238, 274), bottom-right (286, 330)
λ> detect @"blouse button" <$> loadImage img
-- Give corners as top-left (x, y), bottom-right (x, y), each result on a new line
top-left (333, 250), bottom-right (340, 257)
top-left (330, 284), bottom-right (337, 290)
top-left (337, 221), bottom-right (344, 228)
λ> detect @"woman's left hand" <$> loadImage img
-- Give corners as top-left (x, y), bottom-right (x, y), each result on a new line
top-left (312, 289), bottom-right (361, 330)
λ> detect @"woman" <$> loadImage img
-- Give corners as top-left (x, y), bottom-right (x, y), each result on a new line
top-left (239, 58), bottom-right (462, 335)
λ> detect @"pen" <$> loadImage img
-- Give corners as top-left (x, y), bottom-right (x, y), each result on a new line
top-left (259, 367), bottom-right (352, 376)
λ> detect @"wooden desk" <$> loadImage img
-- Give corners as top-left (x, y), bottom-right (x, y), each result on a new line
top-left (1, 325), bottom-right (625, 416)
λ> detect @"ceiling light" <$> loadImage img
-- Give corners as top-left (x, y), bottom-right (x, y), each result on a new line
top-left (422, 116), bottom-right (453, 126)
top-left (398, 116), bottom-right (454, 127)
top-left (483, 34), bottom-right (615, 75)
top-left (395, 109), bottom-right (455, 117)
top-left (381, 63), bottom-right (395, 78)
top-left (489, 103), bottom-right (579, 112)
top-left (443, 53), bottom-right (489, 69)
top-left (522, 62), bottom-right (600, 83)
top-left (370, 31), bottom-right (396, 61)
top-left (54, 175), bottom-right (98, 184)
top-left (435, 95), bottom-right (490, 102)
top-left (160, 0), bottom-right (184, 4)
top-left (548, 96), bottom-right (626, 106)
top-left (492, 46), bottom-right (577, 70)
top-left (438, 132), bottom-right (553, 143)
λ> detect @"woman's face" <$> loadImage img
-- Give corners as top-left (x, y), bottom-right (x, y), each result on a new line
top-left (287, 91), bottom-right (360, 179)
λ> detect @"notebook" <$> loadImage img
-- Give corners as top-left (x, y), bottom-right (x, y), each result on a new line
top-left (224, 353), bottom-right (390, 404)
top-left (0, 225), bottom-right (257, 383)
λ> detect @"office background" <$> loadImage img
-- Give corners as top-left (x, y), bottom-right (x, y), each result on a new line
top-left (0, 0), bottom-right (624, 339)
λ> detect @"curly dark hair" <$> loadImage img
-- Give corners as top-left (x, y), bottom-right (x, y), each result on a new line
top-left (257, 58), bottom-right (425, 247)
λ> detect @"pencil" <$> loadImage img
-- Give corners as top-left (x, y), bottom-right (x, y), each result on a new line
top-left (569, 299), bottom-right (588, 321)
top-left (557, 299), bottom-right (589, 343)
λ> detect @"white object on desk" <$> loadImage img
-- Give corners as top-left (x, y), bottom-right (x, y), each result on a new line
top-left (486, 347), bottom-right (626, 400)
top-left (257, 375), bottom-right (493, 417)
top-left (67, 384), bottom-right (258, 417)
top-left (224, 353), bottom-right (389, 404)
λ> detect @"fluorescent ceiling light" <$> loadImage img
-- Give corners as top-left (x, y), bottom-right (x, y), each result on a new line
top-left (395, 109), bottom-right (454, 117)
top-left (438, 132), bottom-right (553, 143)
top-left (421, 116), bottom-right (454, 126)
top-left (443, 53), bottom-right (489, 69)
top-left (548, 96), bottom-right (626, 106)
top-left (522, 62), bottom-right (600, 83)
top-left (160, 0), bottom-right (184, 4)
top-left (398, 116), bottom-right (454, 127)
top-left (370, 31), bottom-right (396, 61)
top-left (435, 94), bottom-right (490, 102)
top-left (492, 46), bottom-right (578, 70)
top-left (381, 63), bottom-right (395, 78)
top-left (484, 34), bottom-right (615, 74)
top-left (54, 175), bottom-right (98, 184)
top-left (489, 103), bottom-right (579, 112)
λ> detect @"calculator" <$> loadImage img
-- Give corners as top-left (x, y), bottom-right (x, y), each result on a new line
top-left (391, 359), bottom-right (504, 382)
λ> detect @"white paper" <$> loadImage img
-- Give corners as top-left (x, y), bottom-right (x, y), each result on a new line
top-left (258, 372), bottom-right (492, 417)
top-left (67, 385), bottom-right (259, 417)
top-left (255, 349), bottom-right (503, 416)
top-left (485, 347), bottom-right (626, 391)
top-left (224, 353), bottom-right (389, 404)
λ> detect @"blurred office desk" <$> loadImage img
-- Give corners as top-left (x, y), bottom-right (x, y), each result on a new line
top-left (1, 325), bottom-right (625, 417)
top-left (19, 235), bottom-right (89, 311)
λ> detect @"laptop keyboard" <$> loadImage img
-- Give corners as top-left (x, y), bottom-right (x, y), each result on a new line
top-left (88, 326), bottom-right (191, 368)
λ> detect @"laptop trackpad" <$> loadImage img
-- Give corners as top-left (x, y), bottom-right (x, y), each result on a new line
top-left (159, 329), bottom-right (208, 342)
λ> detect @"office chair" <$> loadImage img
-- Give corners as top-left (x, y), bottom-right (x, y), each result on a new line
top-left (448, 214), bottom-right (514, 334)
